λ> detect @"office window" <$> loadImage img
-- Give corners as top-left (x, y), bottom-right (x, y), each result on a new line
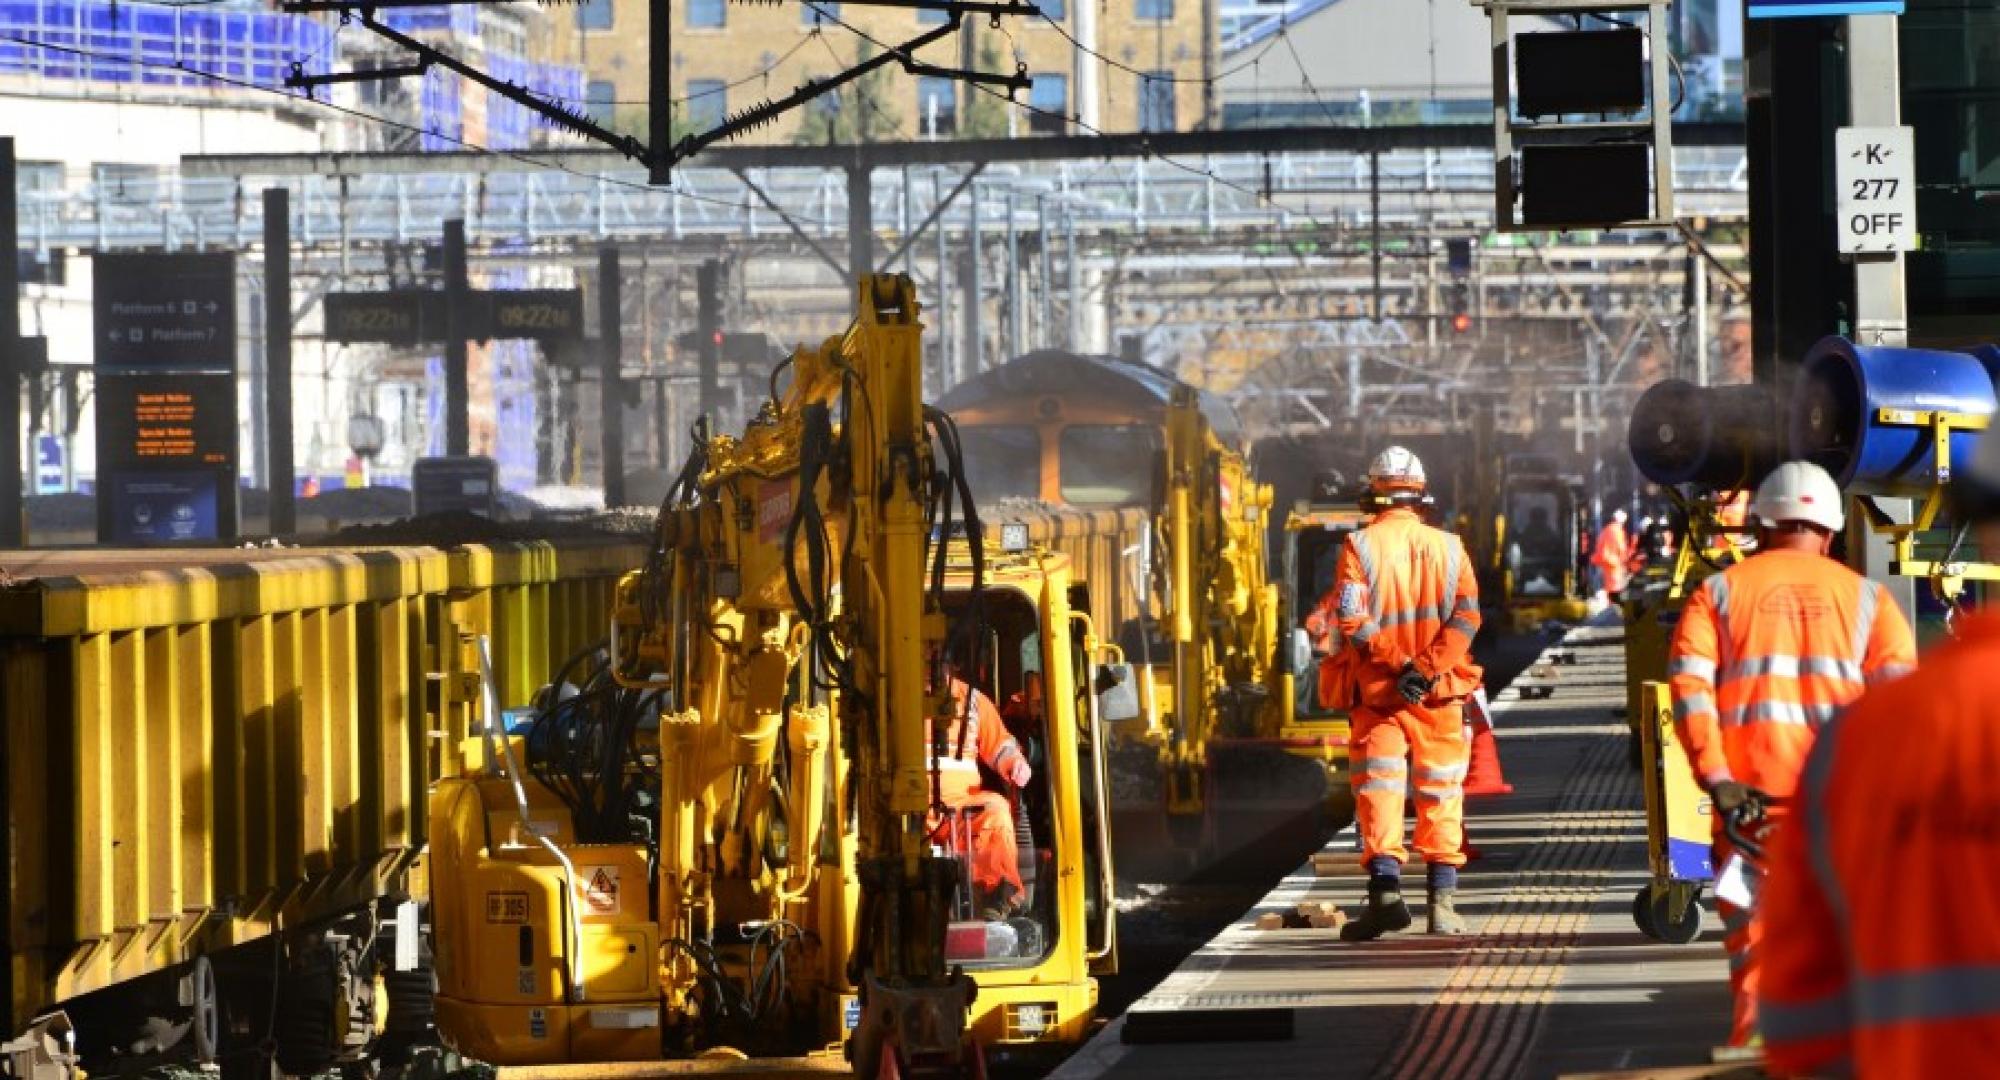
top-left (685, 79), bottom-right (727, 130)
top-left (1029, 73), bottom-right (1067, 134)
top-left (577, 0), bottom-right (614, 30)
top-left (1037, 0), bottom-right (1064, 20)
top-left (1137, 73), bottom-right (1175, 131)
top-left (687, 0), bottom-right (725, 28)
top-left (1135, 0), bottom-right (1171, 18)
top-left (803, 0), bottom-right (838, 25)
top-left (586, 80), bottom-right (618, 124)
top-left (917, 75), bottom-right (957, 136)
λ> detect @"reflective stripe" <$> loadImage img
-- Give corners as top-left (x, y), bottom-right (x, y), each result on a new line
top-left (1720, 700), bottom-right (1840, 728)
top-left (1442, 539), bottom-right (1462, 618)
top-left (1356, 778), bottom-right (1405, 795)
top-left (1853, 579), bottom-right (1880, 663)
top-left (1360, 756), bottom-right (1407, 776)
top-left (1444, 615), bottom-right (1478, 638)
top-left (992, 739), bottom-right (1025, 771)
top-left (1413, 785), bottom-right (1463, 803)
top-left (1673, 693), bottom-right (1716, 722)
top-left (1762, 989), bottom-right (1852, 1046)
top-left (1869, 661), bottom-right (1914, 684)
top-left (932, 757), bottom-right (980, 773)
top-left (1708, 574), bottom-right (1733, 620)
top-left (1722, 655), bottom-right (1865, 683)
top-left (1338, 582), bottom-right (1368, 619)
top-left (1380, 603), bottom-right (1452, 629)
top-left (1418, 762), bottom-right (1467, 782)
top-left (1352, 532), bottom-right (1382, 618)
top-left (1857, 965), bottom-right (2000, 1026)
top-left (1801, 713), bottom-right (1852, 934)
top-left (1352, 622), bottom-right (1379, 645)
top-left (1669, 656), bottom-right (1717, 681)
top-left (1705, 574), bottom-right (1737, 676)
top-left (1452, 595), bottom-right (1479, 614)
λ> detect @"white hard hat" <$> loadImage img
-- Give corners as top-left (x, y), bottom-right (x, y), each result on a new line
top-left (1611, 508), bottom-right (1628, 525)
top-left (1366, 446), bottom-right (1426, 493)
top-left (1752, 461), bottom-right (1845, 532)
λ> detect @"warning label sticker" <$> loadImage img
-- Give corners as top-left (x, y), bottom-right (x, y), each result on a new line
top-left (578, 865), bottom-right (621, 915)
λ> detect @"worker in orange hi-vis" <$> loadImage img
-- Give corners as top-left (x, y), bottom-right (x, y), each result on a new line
top-left (929, 668), bottom-right (1034, 918)
top-left (1756, 432), bottom-right (2000, 1078)
top-left (1667, 461), bottom-right (1917, 1049)
top-left (1332, 446), bottom-right (1485, 941)
top-left (1592, 508), bottom-right (1635, 603)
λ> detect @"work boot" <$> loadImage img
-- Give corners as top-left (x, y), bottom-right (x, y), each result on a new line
top-left (1339, 877), bottom-right (1412, 942)
top-left (1428, 887), bottom-right (1468, 935)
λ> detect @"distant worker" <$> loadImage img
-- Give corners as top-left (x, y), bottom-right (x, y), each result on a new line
top-left (1591, 508), bottom-right (1634, 603)
top-left (931, 665), bottom-right (1035, 919)
top-left (1758, 434), bottom-right (2000, 1079)
top-left (1329, 446), bottom-right (1484, 940)
top-left (1667, 461), bottom-right (1916, 1048)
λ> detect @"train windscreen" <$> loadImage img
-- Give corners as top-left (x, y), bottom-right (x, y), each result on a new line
top-left (1059, 425), bottom-right (1160, 506)
top-left (959, 424), bottom-right (1042, 504)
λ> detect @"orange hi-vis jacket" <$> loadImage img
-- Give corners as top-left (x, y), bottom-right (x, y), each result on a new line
top-left (1757, 614), bottom-right (2000, 1078)
top-left (930, 678), bottom-right (1028, 807)
top-left (1667, 549), bottom-right (1916, 795)
top-left (1331, 507), bottom-right (1484, 710)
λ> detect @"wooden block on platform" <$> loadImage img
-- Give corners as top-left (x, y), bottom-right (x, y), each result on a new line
top-left (1254, 912), bottom-right (1285, 931)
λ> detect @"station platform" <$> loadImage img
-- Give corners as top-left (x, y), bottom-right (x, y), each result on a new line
top-left (1054, 623), bottom-right (1736, 1080)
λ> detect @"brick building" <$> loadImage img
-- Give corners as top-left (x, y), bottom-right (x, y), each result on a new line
top-left (552, 0), bottom-right (1214, 142)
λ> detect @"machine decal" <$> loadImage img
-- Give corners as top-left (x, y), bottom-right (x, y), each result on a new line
top-left (579, 866), bottom-right (621, 915)
top-left (486, 891), bottom-right (530, 924)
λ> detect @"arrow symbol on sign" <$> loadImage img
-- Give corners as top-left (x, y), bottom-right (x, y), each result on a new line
top-left (204, 302), bottom-right (219, 314)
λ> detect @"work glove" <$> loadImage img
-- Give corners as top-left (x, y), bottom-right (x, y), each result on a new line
top-left (1008, 759), bottom-right (1033, 789)
top-left (1708, 780), bottom-right (1750, 814)
top-left (1396, 662), bottom-right (1434, 705)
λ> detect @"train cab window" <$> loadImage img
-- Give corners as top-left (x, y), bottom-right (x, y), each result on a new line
top-left (1059, 425), bottom-right (1160, 506)
top-left (958, 424), bottom-right (1043, 504)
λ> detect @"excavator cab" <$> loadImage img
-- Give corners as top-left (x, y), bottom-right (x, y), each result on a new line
top-left (1497, 456), bottom-right (1593, 632)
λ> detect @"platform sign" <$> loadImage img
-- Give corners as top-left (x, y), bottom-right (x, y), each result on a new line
top-left (92, 252), bottom-right (236, 373)
top-left (1748, 0), bottom-right (1902, 16)
top-left (105, 471), bottom-right (221, 543)
top-left (485, 289), bottom-right (584, 343)
top-left (325, 290), bottom-right (443, 346)
top-left (35, 436), bottom-right (63, 494)
top-left (324, 288), bottom-right (584, 345)
top-left (412, 455), bottom-right (499, 517)
top-left (93, 251), bottom-right (240, 543)
top-left (1835, 126), bottom-right (1918, 255)
top-left (96, 374), bottom-right (236, 467)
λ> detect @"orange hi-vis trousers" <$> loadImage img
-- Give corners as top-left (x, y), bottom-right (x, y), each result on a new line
top-left (1714, 823), bottom-right (1778, 1047)
top-left (1352, 700), bottom-right (1470, 870)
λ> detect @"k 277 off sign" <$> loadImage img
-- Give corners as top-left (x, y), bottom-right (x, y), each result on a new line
top-left (1835, 126), bottom-right (1918, 255)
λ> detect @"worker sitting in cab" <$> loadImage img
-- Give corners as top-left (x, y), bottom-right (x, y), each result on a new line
top-left (931, 659), bottom-right (1035, 919)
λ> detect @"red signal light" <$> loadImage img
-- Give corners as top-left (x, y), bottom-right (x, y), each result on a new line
top-left (1451, 312), bottom-right (1473, 334)
top-left (712, 330), bottom-right (724, 346)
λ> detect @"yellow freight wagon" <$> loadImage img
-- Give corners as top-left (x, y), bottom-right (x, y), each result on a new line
top-left (1, 539), bottom-right (642, 1078)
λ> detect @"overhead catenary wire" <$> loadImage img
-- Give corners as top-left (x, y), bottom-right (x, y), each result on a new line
top-left (1, 31), bottom-right (830, 224)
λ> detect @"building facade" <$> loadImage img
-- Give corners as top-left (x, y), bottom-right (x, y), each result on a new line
top-left (553, 0), bottom-right (1214, 142)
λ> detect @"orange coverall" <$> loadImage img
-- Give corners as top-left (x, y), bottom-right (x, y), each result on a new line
top-left (930, 678), bottom-right (1031, 903)
top-left (1667, 549), bottom-right (1917, 1046)
top-left (1332, 507), bottom-right (1484, 872)
top-left (1759, 613), bottom-right (1987, 1079)
top-left (1592, 519), bottom-right (1633, 596)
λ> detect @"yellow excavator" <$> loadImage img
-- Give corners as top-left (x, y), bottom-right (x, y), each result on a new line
top-left (422, 277), bottom-right (1119, 1077)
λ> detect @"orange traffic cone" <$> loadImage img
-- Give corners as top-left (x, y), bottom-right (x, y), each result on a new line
top-left (1464, 726), bottom-right (1512, 796)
